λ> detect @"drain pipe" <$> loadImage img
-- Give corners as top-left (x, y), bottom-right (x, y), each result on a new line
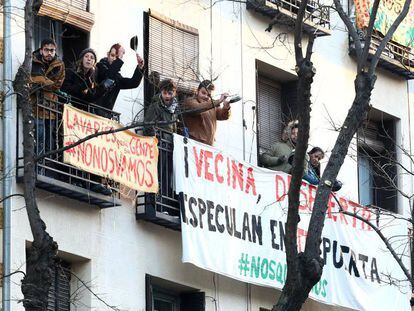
top-left (2, 0), bottom-right (13, 310)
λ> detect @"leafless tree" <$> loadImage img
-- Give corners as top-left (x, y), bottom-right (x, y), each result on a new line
top-left (270, 0), bottom-right (413, 310)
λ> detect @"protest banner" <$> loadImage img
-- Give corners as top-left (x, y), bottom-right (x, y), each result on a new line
top-left (63, 105), bottom-right (158, 193)
top-left (173, 134), bottom-right (411, 310)
top-left (355, 0), bottom-right (414, 48)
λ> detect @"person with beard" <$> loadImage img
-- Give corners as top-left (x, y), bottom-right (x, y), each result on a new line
top-left (144, 79), bottom-right (179, 136)
top-left (261, 120), bottom-right (299, 173)
top-left (95, 43), bottom-right (144, 116)
top-left (31, 38), bottom-right (65, 157)
top-left (182, 80), bottom-right (231, 146)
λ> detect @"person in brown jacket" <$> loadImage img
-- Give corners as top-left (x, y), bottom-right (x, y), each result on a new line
top-left (31, 38), bottom-right (65, 170)
top-left (183, 80), bottom-right (230, 146)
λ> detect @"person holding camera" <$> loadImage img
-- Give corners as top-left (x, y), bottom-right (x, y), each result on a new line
top-left (95, 43), bottom-right (144, 114)
top-left (182, 80), bottom-right (231, 146)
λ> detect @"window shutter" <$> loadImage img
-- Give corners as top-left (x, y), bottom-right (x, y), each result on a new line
top-left (180, 292), bottom-right (205, 311)
top-left (46, 262), bottom-right (71, 311)
top-left (47, 267), bottom-right (56, 311)
top-left (257, 77), bottom-right (282, 152)
top-left (56, 264), bottom-right (71, 311)
top-left (148, 11), bottom-right (200, 94)
top-left (35, 0), bottom-right (94, 32)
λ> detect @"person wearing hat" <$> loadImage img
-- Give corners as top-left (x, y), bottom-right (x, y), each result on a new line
top-left (261, 120), bottom-right (299, 173)
top-left (62, 48), bottom-right (111, 110)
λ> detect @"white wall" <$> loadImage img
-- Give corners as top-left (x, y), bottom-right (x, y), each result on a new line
top-left (4, 0), bottom-right (413, 310)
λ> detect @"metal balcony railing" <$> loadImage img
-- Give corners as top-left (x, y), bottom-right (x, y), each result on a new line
top-left (247, 0), bottom-right (331, 36)
top-left (136, 129), bottom-right (181, 231)
top-left (349, 30), bottom-right (414, 79)
top-left (16, 91), bottom-right (122, 208)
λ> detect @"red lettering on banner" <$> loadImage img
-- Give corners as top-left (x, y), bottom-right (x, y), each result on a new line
top-left (232, 161), bottom-right (243, 191)
top-left (348, 201), bottom-right (359, 228)
top-left (193, 147), bottom-right (204, 178)
top-left (215, 153), bottom-right (224, 183)
top-left (191, 146), bottom-right (257, 197)
top-left (297, 228), bottom-right (308, 252)
top-left (326, 195), bottom-right (337, 222)
top-left (275, 175), bottom-right (287, 201)
top-left (204, 150), bottom-right (214, 181)
top-left (338, 197), bottom-right (349, 225)
top-left (245, 167), bottom-right (257, 196)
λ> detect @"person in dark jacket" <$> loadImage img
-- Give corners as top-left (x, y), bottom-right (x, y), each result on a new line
top-left (144, 79), bottom-right (179, 136)
top-left (303, 147), bottom-right (324, 185)
top-left (96, 43), bottom-right (144, 114)
top-left (62, 48), bottom-right (109, 110)
top-left (31, 38), bottom-right (65, 160)
top-left (63, 48), bottom-right (114, 195)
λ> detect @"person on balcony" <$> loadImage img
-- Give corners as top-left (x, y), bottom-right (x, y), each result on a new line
top-left (62, 48), bottom-right (112, 110)
top-left (31, 38), bottom-right (65, 156)
top-left (182, 80), bottom-right (230, 146)
top-left (302, 147), bottom-right (324, 185)
top-left (62, 48), bottom-right (114, 196)
top-left (144, 79), bottom-right (179, 136)
top-left (95, 43), bottom-right (145, 116)
top-left (261, 120), bottom-right (298, 173)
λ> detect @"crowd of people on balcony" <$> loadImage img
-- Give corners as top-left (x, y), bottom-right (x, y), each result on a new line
top-left (29, 38), bottom-right (340, 195)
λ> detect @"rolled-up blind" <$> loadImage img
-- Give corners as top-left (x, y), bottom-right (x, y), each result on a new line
top-left (257, 77), bottom-right (282, 152)
top-left (148, 10), bottom-right (200, 94)
top-left (35, 0), bottom-right (94, 32)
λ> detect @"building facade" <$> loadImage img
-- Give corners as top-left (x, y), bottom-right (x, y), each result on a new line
top-left (1, 0), bottom-right (414, 310)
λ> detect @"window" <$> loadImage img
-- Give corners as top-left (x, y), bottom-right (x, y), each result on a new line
top-left (47, 261), bottom-right (71, 311)
top-left (357, 110), bottom-right (398, 212)
top-left (34, 0), bottom-right (94, 32)
top-left (146, 275), bottom-right (205, 311)
top-left (144, 10), bottom-right (200, 103)
top-left (33, 15), bottom-right (89, 68)
top-left (26, 252), bottom-right (71, 311)
top-left (255, 61), bottom-right (298, 161)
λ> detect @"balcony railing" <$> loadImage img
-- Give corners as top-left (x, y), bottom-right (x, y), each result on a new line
top-left (16, 92), bottom-right (122, 208)
top-left (136, 129), bottom-right (181, 231)
top-left (246, 0), bottom-right (331, 36)
top-left (349, 30), bottom-right (414, 79)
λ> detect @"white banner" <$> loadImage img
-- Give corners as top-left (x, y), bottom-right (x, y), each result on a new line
top-left (173, 134), bottom-right (411, 311)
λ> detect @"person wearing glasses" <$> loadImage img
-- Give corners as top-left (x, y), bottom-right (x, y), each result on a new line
top-left (30, 38), bottom-right (65, 157)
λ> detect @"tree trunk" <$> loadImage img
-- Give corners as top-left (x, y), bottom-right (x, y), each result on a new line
top-left (273, 58), bottom-right (320, 311)
top-left (274, 73), bottom-right (375, 311)
top-left (13, 1), bottom-right (58, 310)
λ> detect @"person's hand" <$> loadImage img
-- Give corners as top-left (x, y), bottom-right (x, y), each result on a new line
top-left (117, 46), bottom-right (125, 59)
top-left (219, 92), bottom-right (229, 103)
top-left (279, 155), bottom-right (287, 163)
top-left (223, 98), bottom-right (231, 110)
top-left (136, 54), bottom-right (144, 69)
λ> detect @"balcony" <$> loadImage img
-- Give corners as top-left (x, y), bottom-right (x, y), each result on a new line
top-left (246, 0), bottom-right (331, 37)
top-left (349, 30), bottom-right (414, 79)
top-left (16, 92), bottom-right (122, 208)
top-left (136, 129), bottom-right (181, 231)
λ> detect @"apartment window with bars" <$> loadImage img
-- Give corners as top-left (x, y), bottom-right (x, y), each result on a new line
top-left (144, 10), bottom-right (200, 102)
